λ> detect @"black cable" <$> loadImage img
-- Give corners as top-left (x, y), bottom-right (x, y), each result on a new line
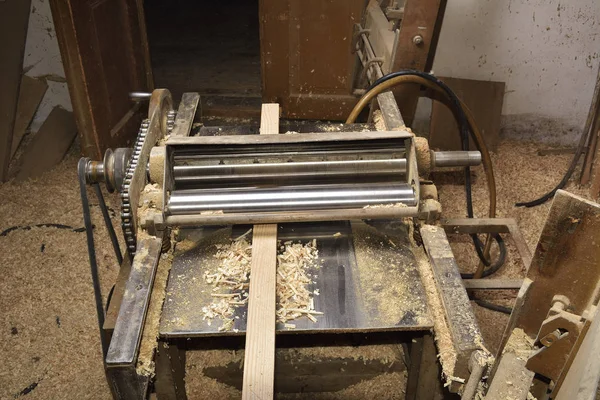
top-left (514, 146), bottom-right (586, 207)
top-left (92, 184), bottom-right (123, 265)
top-left (370, 70), bottom-right (507, 275)
top-left (461, 234), bottom-right (506, 279)
top-left (474, 299), bottom-right (512, 315)
top-left (78, 158), bottom-right (109, 358)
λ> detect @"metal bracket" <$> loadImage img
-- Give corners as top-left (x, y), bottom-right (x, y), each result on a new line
top-left (526, 295), bottom-right (586, 383)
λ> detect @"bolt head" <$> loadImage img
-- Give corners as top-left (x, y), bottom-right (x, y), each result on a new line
top-left (413, 35), bottom-right (424, 45)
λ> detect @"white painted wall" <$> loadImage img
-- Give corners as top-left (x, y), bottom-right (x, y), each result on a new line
top-left (23, 0), bottom-right (72, 133)
top-left (432, 0), bottom-right (600, 145)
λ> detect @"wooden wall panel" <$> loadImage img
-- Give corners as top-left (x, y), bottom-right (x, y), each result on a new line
top-left (50, 0), bottom-right (153, 158)
top-left (0, 0), bottom-right (31, 181)
top-left (260, 0), bottom-right (364, 121)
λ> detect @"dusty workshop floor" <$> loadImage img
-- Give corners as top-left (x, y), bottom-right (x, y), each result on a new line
top-left (0, 138), bottom-right (592, 399)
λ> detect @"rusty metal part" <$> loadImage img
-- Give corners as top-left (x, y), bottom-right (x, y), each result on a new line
top-left (490, 191), bottom-right (600, 396)
top-left (526, 295), bottom-right (586, 384)
top-left (419, 224), bottom-right (486, 391)
top-left (121, 89), bottom-right (173, 256)
top-left (105, 234), bottom-right (163, 398)
top-left (441, 217), bottom-right (532, 271)
top-left (170, 92), bottom-right (200, 137)
top-left (353, 22), bottom-right (405, 130)
top-left (84, 147), bottom-right (132, 193)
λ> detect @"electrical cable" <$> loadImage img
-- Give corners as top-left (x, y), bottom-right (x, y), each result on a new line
top-left (517, 63), bottom-right (600, 208)
top-left (78, 158), bottom-right (109, 358)
top-left (515, 132), bottom-right (589, 207)
top-left (347, 70), bottom-right (507, 276)
top-left (474, 299), bottom-right (512, 315)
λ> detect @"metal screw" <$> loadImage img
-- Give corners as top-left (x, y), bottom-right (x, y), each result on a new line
top-left (413, 35), bottom-right (424, 45)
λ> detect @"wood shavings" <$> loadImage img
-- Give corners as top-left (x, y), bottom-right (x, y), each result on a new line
top-left (200, 210), bottom-right (224, 215)
top-left (276, 239), bottom-right (321, 325)
top-left (200, 233), bottom-right (323, 331)
top-left (363, 202), bottom-right (408, 209)
top-left (201, 232), bottom-right (253, 331)
top-left (137, 251), bottom-right (174, 376)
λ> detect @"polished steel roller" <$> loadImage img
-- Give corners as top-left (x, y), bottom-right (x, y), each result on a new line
top-left (167, 182), bottom-right (416, 214)
top-left (173, 158), bottom-right (407, 186)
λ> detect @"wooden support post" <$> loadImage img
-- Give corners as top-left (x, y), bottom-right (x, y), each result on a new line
top-left (242, 104), bottom-right (279, 400)
top-left (392, 0), bottom-right (447, 126)
top-left (0, 0), bottom-right (31, 181)
top-left (155, 341), bottom-right (187, 400)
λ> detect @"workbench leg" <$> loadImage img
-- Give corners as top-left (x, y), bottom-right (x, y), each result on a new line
top-left (155, 340), bottom-right (187, 400)
top-left (405, 334), bottom-right (445, 400)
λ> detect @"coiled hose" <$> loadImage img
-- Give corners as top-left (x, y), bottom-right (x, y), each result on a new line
top-left (347, 71), bottom-right (506, 278)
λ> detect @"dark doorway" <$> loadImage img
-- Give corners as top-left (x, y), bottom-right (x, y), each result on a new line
top-left (145, 0), bottom-right (261, 105)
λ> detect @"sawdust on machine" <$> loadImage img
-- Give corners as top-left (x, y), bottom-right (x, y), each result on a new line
top-left (363, 202), bottom-right (408, 209)
top-left (200, 229), bottom-right (323, 331)
top-left (352, 222), bottom-right (430, 327)
top-left (137, 250), bottom-right (174, 376)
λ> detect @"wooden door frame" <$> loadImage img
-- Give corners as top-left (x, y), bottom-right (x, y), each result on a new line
top-left (50, 0), bottom-right (153, 159)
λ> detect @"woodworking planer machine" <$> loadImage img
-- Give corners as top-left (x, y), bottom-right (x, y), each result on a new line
top-left (79, 89), bottom-right (508, 399)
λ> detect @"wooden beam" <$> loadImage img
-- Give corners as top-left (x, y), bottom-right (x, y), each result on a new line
top-left (11, 76), bottom-right (48, 158)
top-left (419, 224), bottom-right (483, 388)
top-left (0, 0), bottom-right (31, 181)
top-left (579, 63), bottom-right (600, 186)
top-left (242, 104), bottom-right (279, 400)
top-left (15, 107), bottom-right (77, 181)
top-left (462, 279), bottom-right (523, 290)
top-left (392, 0), bottom-right (446, 126)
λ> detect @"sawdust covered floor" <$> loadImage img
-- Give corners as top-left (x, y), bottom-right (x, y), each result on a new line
top-left (0, 143), bottom-right (118, 399)
top-left (435, 140), bottom-right (591, 354)
top-left (0, 138), bottom-right (592, 399)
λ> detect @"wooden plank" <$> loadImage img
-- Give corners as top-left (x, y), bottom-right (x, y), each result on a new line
top-left (365, 0), bottom-right (398, 74)
top-left (392, 0), bottom-right (446, 126)
top-left (0, 0), bottom-right (31, 181)
top-left (259, 104), bottom-right (279, 136)
top-left (516, 190), bottom-right (600, 337)
top-left (579, 63), bottom-right (600, 186)
top-left (429, 77), bottom-right (505, 152)
top-left (487, 352), bottom-right (534, 400)
top-left (242, 104), bottom-right (279, 400)
top-left (170, 93), bottom-right (200, 137)
top-left (419, 224), bottom-right (483, 382)
top-left (49, 0), bottom-right (151, 158)
top-left (15, 107), bottom-right (77, 180)
top-left (462, 279), bottom-right (523, 290)
top-left (259, 0), bottom-right (364, 121)
top-left (11, 76), bottom-right (48, 158)
top-left (242, 224), bottom-right (278, 399)
top-left (555, 304), bottom-right (600, 400)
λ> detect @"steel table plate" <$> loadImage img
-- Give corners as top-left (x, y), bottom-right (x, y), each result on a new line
top-left (159, 221), bottom-right (432, 337)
